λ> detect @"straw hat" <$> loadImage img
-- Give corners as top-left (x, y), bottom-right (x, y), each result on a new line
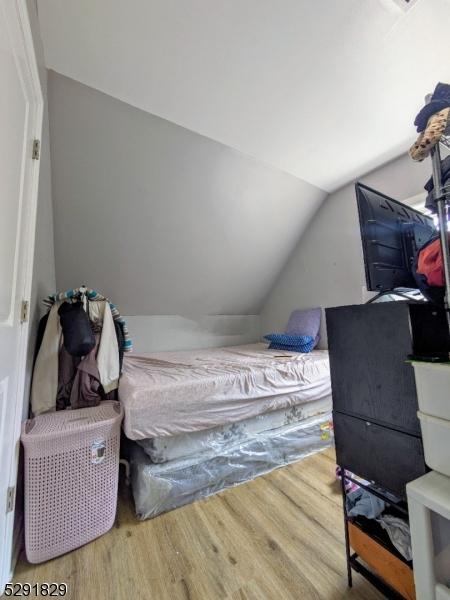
top-left (409, 107), bottom-right (450, 162)
top-left (414, 82), bottom-right (450, 132)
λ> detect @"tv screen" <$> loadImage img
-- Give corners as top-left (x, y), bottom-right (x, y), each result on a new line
top-left (356, 182), bottom-right (436, 292)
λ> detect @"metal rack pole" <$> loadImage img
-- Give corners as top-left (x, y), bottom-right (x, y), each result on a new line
top-left (430, 143), bottom-right (450, 332)
top-left (340, 471), bottom-right (353, 588)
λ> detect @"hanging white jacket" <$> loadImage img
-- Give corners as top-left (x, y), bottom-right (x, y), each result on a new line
top-left (88, 300), bottom-right (120, 394)
top-left (31, 302), bottom-right (61, 415)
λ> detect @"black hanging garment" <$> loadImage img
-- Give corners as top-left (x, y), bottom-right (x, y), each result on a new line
top-left (58, 301), bottom-right (96, 357)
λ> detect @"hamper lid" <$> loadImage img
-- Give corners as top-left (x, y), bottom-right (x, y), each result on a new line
top-left (22, 401), bottom-right (122, 439)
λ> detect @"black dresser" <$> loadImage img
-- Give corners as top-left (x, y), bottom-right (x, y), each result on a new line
top-left (326, 300), bottom-right (450, 597)
top-left (325, 301), bottom-right (450, 498)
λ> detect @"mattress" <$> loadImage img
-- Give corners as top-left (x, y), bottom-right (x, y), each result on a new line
top-left (119, 343), bottom-right (330, 440)
top-left (137, 393), bottom-right (332, 463)
top-left (130, 411), bottom-right (334, 520)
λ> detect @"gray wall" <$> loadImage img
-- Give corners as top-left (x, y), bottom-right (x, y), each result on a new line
top-left (47, 72), bottom-right (326, 326)
top-left (261, 153), bottom-right (431, 346)
top-left (127, 315), bottom-right (260, 353)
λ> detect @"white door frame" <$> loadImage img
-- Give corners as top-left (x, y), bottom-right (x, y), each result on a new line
top-left (1, 0), bottom-right (43, 587)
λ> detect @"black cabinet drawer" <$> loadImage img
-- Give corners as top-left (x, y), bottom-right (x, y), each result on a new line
top-left (333, 412), bottom-right (426, 498)
top-left (326, 303), bottom-right (420, 435)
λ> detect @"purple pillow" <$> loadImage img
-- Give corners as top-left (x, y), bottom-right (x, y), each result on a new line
top-left (285, 308), bottom-right (321, 348)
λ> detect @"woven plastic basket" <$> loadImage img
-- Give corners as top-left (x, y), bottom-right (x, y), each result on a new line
top-left (21, 401), bottom-right (123, 563)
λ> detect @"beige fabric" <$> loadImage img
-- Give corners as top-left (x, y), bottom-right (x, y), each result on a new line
top-left (88, 301), bottom-right (119, 393)
top-left (409, 107), bottom-right (450, 162)
top-left (119, 343), bottom-right (331, 440)
top-left (31, 303), bottom-right (61, 415)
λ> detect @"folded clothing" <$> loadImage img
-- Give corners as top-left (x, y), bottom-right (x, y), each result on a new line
top-left (346, 488), bottom-right (386, 520)
top-left (415, 82), bottom-right (450, 133)
top-left (409, 107), bottom-right (450, 162)
top-left (416, 234), bottom-right (447, 288)
top-left (264, 333), bottom-right (315, 353)
top-left (377, 515), bottom-right (412, 562)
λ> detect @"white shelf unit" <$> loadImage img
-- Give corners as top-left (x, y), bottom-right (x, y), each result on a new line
top-left (407, 471), bottom-right (450, 600)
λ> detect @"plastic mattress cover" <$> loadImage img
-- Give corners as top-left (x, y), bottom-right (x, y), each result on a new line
top-left (130, 411), bottom-right (333, 520)
top-left (137, 394), bottom-right (332, 464)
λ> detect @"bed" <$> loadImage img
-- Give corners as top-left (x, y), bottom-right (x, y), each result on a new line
top-left (119, 342), bottom-right (333, 519)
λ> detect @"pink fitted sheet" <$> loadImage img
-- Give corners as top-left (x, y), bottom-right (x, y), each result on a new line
top-left (119, 343), bottom-right (331, 440)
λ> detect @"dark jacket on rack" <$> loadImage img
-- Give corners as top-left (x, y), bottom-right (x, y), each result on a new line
top-left (424, 155), bottom-right (450, 213)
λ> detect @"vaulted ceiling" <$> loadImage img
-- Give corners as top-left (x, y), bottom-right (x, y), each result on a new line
top-left (37, 0), bottom-right (450, 191)
top-left (47, 71), bottom-right (327, 316)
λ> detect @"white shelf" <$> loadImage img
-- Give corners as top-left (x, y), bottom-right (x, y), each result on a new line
top-left (407, 471), bottom-right (450, 599)
top-left (436, 583), bottom-right (450, 600)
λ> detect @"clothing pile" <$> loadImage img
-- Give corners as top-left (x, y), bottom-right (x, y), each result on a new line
top-left (407, 82), bottom-right (450, 304)
top-left (346, 486), bottom-right (412, 562)
top-left (31, 287), bottom-right (132, 416)
top-left (409, 81), bottom-right (450, 213)
top-left (410, 82), bottom-right (450, 163)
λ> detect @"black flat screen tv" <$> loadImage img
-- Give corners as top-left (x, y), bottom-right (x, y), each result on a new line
top-left (356, 182), bottom-right (436, 293)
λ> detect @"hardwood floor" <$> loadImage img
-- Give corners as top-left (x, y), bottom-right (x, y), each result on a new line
top-left (6, 448), bottom-right (382, 600)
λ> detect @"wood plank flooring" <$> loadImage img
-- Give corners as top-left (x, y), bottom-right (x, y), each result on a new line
top-left (6, 448), bottom-right (383, 600)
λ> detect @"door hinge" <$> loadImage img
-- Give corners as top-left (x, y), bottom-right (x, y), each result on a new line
top-left (6, 487), bottom-right (15, 513)
top-left (32, 139), bottom-right (40, 160)
top-left (20, 300), bottom-right (29, 323)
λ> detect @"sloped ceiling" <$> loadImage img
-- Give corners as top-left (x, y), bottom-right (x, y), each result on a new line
top-left (47, 72), bottom-right (326, 316)
top-left (38, 0), bottom-right (450, 191)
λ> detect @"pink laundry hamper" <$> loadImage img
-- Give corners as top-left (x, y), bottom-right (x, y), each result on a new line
top-left (21, 401), bottom-right (123, 563)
